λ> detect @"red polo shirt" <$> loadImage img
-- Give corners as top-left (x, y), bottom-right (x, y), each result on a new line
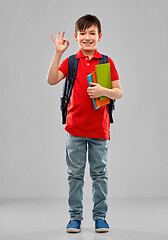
top-left (58, 49), bottom-right (119, 140)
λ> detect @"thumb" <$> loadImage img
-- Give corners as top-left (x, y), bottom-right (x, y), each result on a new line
top-left (90, 82), bottom-right (98, 86)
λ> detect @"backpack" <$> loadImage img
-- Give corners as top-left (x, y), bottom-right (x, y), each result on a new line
top-left (60, 54), bottom-right (115, 125)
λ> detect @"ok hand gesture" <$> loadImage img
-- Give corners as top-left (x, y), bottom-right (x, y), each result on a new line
top-left (51, 31), bottom-right (70, 54)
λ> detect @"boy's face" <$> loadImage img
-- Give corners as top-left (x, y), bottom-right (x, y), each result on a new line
top-left (74, 25), bottom-right (102, 55)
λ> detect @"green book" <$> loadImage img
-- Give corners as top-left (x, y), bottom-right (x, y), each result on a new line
top-left (95, 63), bottom-right (112, 101)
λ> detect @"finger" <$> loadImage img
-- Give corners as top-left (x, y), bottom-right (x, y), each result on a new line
top-left (51, 35), bottom-right (56, 44)
top-left (87, 86), bottom-right (95, 91)
top-left (88, 87), bottom-right (95, 92)
top-left (56, 32), bottom-right (60, 40)
top-left (63, 39), bottom-right (70, 48)
top-left (88, 90), bottom-right (94, 95)
top-left (63, 39), bottom-right (69, 44)
top-left (60, 31), bottom-right (65, 39)
top-left (90, 82), bottom-right (98, 86)
top-left (66, 39), bottom-right (70, 46)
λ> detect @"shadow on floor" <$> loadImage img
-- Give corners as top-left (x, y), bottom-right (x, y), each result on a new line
top-left (1, 228), bottom-right (168, 240)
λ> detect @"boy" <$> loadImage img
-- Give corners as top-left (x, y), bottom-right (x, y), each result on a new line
top-left (47, 14), bottom-right (122, 233)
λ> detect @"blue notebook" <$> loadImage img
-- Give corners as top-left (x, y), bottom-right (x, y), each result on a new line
top-left (87, 73), bottom-right (100, 110)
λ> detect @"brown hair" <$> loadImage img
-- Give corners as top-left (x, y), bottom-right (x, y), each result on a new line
top-left (75, 14), bottom-right (102, 34)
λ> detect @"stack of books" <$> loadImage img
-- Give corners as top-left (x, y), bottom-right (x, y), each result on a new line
top-left (87, 63), bottom-right (112, 109)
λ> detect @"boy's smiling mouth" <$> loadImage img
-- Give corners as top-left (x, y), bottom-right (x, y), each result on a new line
top-left (83, 42), bottom-right (93, 45)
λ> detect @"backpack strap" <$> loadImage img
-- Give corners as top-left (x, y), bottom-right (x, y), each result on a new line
top-left (99, 54), bottom-right (108, 64)
top-left (60, 55), bottom-right (78, 124)
top-left (99, 55), bottom-right (115, 124)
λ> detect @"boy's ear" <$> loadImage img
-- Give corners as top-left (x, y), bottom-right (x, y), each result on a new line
top-left (74, 33), bottom-right (78, 42)
top-left (98, 33), bottom-right (102, 42)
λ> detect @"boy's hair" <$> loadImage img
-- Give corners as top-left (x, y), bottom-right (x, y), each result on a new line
top-left (75, 14), bottom-right (101, 34)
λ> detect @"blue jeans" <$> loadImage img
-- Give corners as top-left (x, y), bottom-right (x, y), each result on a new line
top-left (66, 133), bottom-right (108, 221)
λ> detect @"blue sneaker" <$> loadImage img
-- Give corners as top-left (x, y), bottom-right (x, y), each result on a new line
top-left (66, 220), bottom-right (81, 233)
top-left (95, 219), bottom-right (109, 232)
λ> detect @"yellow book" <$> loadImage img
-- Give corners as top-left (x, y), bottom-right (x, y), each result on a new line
top-left (95, 63), bottom-right (112, 101)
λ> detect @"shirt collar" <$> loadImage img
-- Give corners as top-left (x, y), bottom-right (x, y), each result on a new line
top-left (76, 49), bottom-right (102, 59)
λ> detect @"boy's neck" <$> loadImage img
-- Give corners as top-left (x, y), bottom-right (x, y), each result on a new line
top-left (80, 49), bottom-right (96, 59)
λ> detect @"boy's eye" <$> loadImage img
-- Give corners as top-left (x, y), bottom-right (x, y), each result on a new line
top-left (91, 33), bottom-right (95, 35)
top-left (80, 32), bottom-right (85, 35)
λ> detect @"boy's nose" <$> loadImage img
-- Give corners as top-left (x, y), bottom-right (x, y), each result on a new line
top-left (85, 34), bottom-right (90, 40)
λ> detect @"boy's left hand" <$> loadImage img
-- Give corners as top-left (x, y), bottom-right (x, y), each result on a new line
top-left (87, 82), bottom-right (103, 98)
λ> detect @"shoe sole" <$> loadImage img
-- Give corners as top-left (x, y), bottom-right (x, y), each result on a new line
top-left (95, 228), bottom-right (109, 233)
top-left (66, 228), bottom-right (81, 233)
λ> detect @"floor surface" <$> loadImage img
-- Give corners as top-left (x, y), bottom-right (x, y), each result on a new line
top-left (0, 198), bottom-right (168, 240)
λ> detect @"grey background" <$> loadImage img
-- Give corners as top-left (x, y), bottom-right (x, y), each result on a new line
top-left (0, 0), bottom-right (168, 198)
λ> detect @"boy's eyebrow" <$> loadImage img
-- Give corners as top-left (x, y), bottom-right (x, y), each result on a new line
top-left (79, 29), bottom-right (96, 33)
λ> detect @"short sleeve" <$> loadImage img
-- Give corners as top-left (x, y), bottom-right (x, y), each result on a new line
top-left (108, 57), bottom-right (119, 81)
top-left (58, 57), bottom-right (69, 78)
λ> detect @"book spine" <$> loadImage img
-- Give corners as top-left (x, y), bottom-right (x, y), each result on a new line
top-left (92, 71), bottom-right (100, 108)
top-left (87, 74), bottom-right (100, 110)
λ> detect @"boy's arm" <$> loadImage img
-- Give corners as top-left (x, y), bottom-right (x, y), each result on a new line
top-left (47, 52), bottom-right (64, 85)
top-left (87, 80), bottom-right (123, 99)
top-left (102, 80), bottom-right (123, 99)
top-left (47, 32), bottom-right (69, 85)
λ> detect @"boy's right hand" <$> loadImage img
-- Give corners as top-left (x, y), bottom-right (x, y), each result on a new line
top-left (51, 31), bottom-right (70, 54)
